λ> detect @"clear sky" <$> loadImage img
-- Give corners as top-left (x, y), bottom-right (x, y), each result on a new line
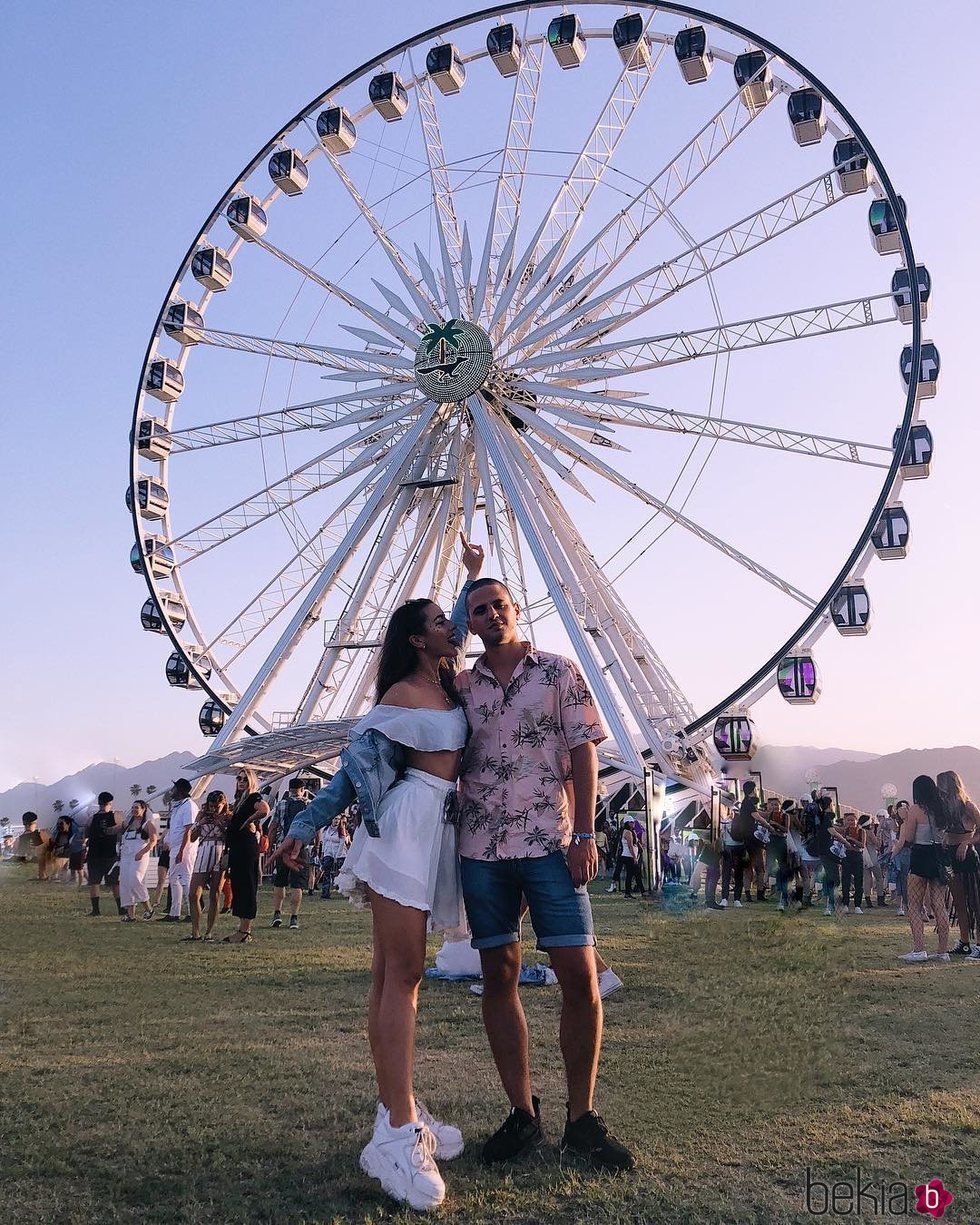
top-left (3, 1), bottom-right (979, 790)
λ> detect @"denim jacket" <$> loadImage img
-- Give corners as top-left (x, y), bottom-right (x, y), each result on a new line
top-left (287, 580), bottom-right (474, 846)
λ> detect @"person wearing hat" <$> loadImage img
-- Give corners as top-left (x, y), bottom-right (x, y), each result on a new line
top-left (164, 779), bottom-right (198, 922)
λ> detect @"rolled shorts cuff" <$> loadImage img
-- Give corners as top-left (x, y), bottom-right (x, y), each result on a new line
top-left (471, 930), bottom-right (520, 951)
top-left (536, 933), bottom-right (596, 950)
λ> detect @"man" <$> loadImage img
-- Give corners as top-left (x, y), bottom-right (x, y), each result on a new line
top-left (163, 778), bottom-right (198, 922)
top-left (454, 569), bottom-right (635, 1173)
top-left (15, 813), bottom-right (44, 869)
top-left (67, 811), bottom-right (87, 888)
top-left (268, 778), bottom-right (310, 929)
top-left (728, 780), bottom-right (759, 907)
top-left (85, 793), bottom-right (122, 916)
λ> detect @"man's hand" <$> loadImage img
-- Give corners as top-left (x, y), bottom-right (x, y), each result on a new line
top-left (566, 838), bottom-right (598, 887)
top-left (459, 531), bottom-right (484, 580)
top-left (277, 837), bottom-right (304, 872)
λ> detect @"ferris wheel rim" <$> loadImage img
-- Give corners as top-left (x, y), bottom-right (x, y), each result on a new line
top-left (128, 0), bottom-right (924, 755)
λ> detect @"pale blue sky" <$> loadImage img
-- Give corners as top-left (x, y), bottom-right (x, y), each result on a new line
top-left (3, 1), bottom-right (979, 790)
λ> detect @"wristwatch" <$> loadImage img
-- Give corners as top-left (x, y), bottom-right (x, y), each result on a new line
top-left (570, 832), bottom-right (595, 845)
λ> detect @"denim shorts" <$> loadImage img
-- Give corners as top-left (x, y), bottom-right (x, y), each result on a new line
top-left (460, 850), bottom-right (596, 951)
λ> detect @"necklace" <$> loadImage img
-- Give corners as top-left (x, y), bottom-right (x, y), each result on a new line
top-left (415, 670), bottom-right (454, 707)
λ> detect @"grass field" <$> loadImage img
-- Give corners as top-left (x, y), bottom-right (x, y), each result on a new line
top-left (1, 869), bottom-right (977, 1224)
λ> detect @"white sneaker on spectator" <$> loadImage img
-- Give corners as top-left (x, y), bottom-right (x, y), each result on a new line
top-left (598, 968), bottom-right (624, 999)
top-left (777, 900), bottom-right (785, 912)
top-left (733, 900), bottom-right (743, 909)
top-left (361, 1111), bottom-right (445, 1210)
top-left (854, 907), bottom-right (863, 915)
top-left (899, 950), bottom-right (928, 962)
top-left (896, 906), bottom-right (906, 917)
top-left (717, 899), bottom-right (728, 909)
top-left (931, 952), bottom-right (951, 963)
top-left (967, 946), bottom-right (980, 960)
top-left (824, 905), bottom-right (833, 916)
top-left (416, 1102), bottom-right (464, 1160)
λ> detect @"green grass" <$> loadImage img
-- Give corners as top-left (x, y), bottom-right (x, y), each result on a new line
top-left (1, 870), bottom-right (977, 1224)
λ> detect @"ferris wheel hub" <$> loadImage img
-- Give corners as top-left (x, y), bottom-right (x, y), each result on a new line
top-left (414, 318), bottom-right (494, 402)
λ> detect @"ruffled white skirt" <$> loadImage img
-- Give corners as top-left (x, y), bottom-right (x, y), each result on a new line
top-left (337, 769), bottom-right (465, 935)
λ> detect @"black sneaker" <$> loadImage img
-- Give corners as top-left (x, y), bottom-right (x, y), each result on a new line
top-left (482, 1096), bottom-right (543, 1163)
top-left (562, 1109), bottom-right (635, 1172)
top-left (271, 913), bottom-right (282, 928)
top-left (288, 915), bottom-right (299, 930)
top-left (950, 940), bottom-right (971, 956)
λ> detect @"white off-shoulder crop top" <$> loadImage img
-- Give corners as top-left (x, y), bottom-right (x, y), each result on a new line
top-left (351, 704), bottom-right (468, 751)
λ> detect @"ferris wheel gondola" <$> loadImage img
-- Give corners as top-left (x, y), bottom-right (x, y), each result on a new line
top-left (129, 3), bottom-right (930, 788)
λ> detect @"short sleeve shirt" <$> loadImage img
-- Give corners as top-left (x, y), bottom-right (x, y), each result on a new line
top-left (456, 646), bottom-right (606, 861)
top-left (166, 797), bottom-right (199, 853)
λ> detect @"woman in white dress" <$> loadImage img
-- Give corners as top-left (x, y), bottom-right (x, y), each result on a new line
top-left (277, 547), bottom-right (483, 1212)
top-left (119, 800), bottom-right (157, 921)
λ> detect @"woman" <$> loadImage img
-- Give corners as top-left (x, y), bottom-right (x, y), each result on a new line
top-left (892, 775), bottom-right (950, 962)
top-left (223, 770), bottom-right (269, 944)
top-left (275, 594), bottom-right (474, 1212)
top-left (838, 811), bottom-right (866, 915)
top-left (936, 770), bottom-right (980, 959)
top-left (620, 821), bottom-right (642, 898)
top-left (318, 814), bottom-right (349, 900)
top-left (763, 799), bottom-right (793, 912)
top-left (118, 800), bottom-right (157, 921)
top-left (187, 790), bottom-right (230, 942)
top-left (47, 815), bottom-right (73, 882)
top-left (891, 802), bottom-right (911, 917)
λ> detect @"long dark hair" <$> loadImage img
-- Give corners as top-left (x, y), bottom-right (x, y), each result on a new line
top-left (375, 598), bottom-right (457, 705)
top-left (912, 775), bottom-right (946, 828)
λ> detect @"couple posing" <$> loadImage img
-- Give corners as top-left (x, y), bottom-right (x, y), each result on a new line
top-left (279, 535), bottom-right (634, 1211)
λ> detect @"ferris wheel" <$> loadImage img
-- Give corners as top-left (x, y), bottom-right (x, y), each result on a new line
top-left (128, 1), bottom-right (935, 791)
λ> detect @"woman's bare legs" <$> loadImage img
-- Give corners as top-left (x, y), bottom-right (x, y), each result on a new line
top-left (928, 881), bottom-right (950, 954)
top-left (204, 875), bottom-right (222, 937)
top-left (366, 888), bottom-right (428, 1127)
top-left (907, 874), bottom-right (927, 952)
top-left (189, 874), bottom-right (205, 938)
top-left (948, 874), bottom-right (970, 945)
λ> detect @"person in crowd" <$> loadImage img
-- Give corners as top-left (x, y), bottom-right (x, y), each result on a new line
top-left (619, 820), bottom-right (642, 898)
top-left (630, 817), bottom-right (647, 894)
top-left (604, 820), bottom-right (625, 893)
top-left (276, 588), bottom-right (475, 1212)
top-left (151, 833), bottom-right (170, 913)
top-left (223, 769), bottom-right (269, 944)
top-left (726, 780), bottom-right (759, 908)
top-left (187, 790), bottom-right (231, 942)
top-left (85, 793), bottom-right (122, 917)
top-left (762, 799), bottom-right (793, 912)
top-left (594, 823), bottom-right (609, 879)
top-left (862, 814), bottom-right (888, 909)
top-left (163, 779), bottom-right (198, 922)
top-left (15, 813), bottom-right (44, 870)
top-left (936, 770), bottom-right (980, 958)
top-left (318, 814), bottom-right (350, 900)
top-left (66, 813), bottom-right (87, 888)
top-left (691, 807), bottom-right (724, 910)
top-left (46, 815), bottom-right (73, 881)
top-left (268, 778), bottom-right (311, 930)
top-left (891, 775), bottom-right (950, 962)
top-left (1, 834), bottom-right (15, 860)
top-left (785, 800), bottom-right (811, 910)
top-left (804, 794), bottom-right (839, 916)
top-left (118, 800), bottom-right (157, 922)
top-left (891, 802), bottom-right (911, 918)
top-left (666, 828), bottom-right (684, 883)
top-left (838, 811), bottom-right (866, 915)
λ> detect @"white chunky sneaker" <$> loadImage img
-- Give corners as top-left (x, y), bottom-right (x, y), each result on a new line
top-left (899, 950), bottom-right (928, 963)
top-left (416, 1100), bottom-right (464, 1159)
top-left (360, 1112), bottom-right (445, 1210)
top-left (598, 968), bottom-right (625, 999)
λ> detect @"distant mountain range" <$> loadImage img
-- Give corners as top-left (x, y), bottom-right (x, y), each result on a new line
top-left (2, 743), bottom-right (978, 829)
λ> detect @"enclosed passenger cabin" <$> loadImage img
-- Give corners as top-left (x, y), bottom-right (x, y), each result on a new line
top-left (226, 195), bottom-right (268, 242)
top-left (891, 265), bottom-right (931, 324)
top-left (166, 649), bottom-right (211, 689)
top-left (733, 50), bottom-right (772, 113)
top-left (144, 358), bottom-right (184, 404)
top-left (787, 88), bottom-right (827, 146)
top-left (830, 582), bottom-right (871, 636)
top-left (833, 137), bottom-right (870, 195)
top-left (776, 652), bottom-right (820, 705)
top-left (141, 593), bottom-right (185, 635)
top-left (316, 106), bottom-right (357, 154)
top-left (163, 301), bottom-right (204, 345)
top-left (199, 700), bottom-right (227, 737)
top-left (613, 14), bottom-right (650, 69)
top-left (674, 26), bottom-right (712, 83)
top-left (137, 417), bottom-right (172, 462)
top-left (131, 537), bottom-right (175, 579)
top-left (130, 477), bottom-right (169, 521)
top-left (872, 504), bottom-right (910, 559)
top-left (268, 148), bottom-right (309, 196)
top-left (191, 245), bottom-right (233, 292)
top-left (900, 341), bottom-right (940, 401)
top-left (712, 712), bottom-right (756, 761)
top-left (868, 195), bottom-right (906, 255)
top-left (426, 43), bottom-right (466, 94)
top-left (547, 15), bottom-right (587, 69)
top-left (892, 422), bottom-right (933, 479)
top-left (487, 23), bottom-right (523, 76)
top-left (369, 72), bottom-right (409, 120)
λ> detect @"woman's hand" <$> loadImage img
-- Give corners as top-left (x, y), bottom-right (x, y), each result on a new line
top-left (956, 842), bottom-right (968, 862)
top-left (459, 532), bottom-right (484, 580)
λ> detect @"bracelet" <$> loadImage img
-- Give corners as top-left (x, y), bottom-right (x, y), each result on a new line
top-left (570, 832), bottom-right (595, 845)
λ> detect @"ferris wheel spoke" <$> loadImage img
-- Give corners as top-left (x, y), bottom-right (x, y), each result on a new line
top-left (167, 410), bottom-right (417, 561)
top-left (504, 64), bottom-right (771, 347)
top-left (209, 405), bottom-right (443, 749)
top-left (500, 15), bottom-right (666, 332)
top-left (521, 384), bottom-right (891, 467)
top-left (166, 386), bottom-right (416, 453)
top-left (472, 22), bottom-right (544, 322)
top-left (497, 394), bottom-right (815, 608)
top-left (250, 236), bottom-right (419, 348)
top-left (523, 293), bottom-right (898, 380)
top-left (325, 149), bottom-right (440, 322)
top-left (186, 324), bottom-right (413, 376)
top-left (511, 168), bottom-right (848, 359)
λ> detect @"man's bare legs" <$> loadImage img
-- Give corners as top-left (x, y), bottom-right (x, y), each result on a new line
top-left (479, 943), bottom-right (533, 1113)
